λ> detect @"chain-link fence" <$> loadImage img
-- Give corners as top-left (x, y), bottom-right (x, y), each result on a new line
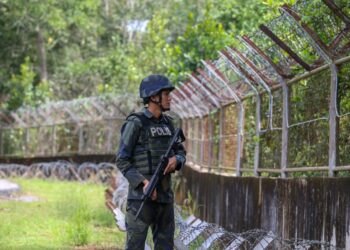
top-left (1, 1), bottom-right (349, 177)
top-left (104, 167), bottom-right (345, 250)
top-left (1, 161), bottom-right (347, 249)
top-left (0, 93), bottom-right (140, 157)
top-left (174, 0), bottom-right (350, 177)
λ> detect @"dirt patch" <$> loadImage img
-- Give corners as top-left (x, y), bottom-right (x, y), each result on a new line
top-left (0, 193), bottom-right (43, 202)
top-left (0, 179), bottom-right (20, 196)
top-left (0, 179), bottom-right (43, 202)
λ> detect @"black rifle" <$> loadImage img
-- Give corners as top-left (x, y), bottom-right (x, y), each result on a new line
top-left (135, 128), bottom-right (185, 220)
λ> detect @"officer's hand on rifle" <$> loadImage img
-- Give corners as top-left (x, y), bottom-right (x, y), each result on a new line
top-left (142, 179), bottom-right (157, 200)
top-left (163, 156), bottom-right (177, 175)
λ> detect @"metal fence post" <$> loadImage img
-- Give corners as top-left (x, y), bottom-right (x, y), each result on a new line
top-left (218, 51), bottom-right (261, 176)
top-left (78, 125), bottom-right (84, 154)
top-left (200, 118), bottom-right (205, 167)
top-left (254, 96), bottom-right (261, 176)
top-left (208, 115), bottom-right (213, 171)
top-left (280, 4), bottom-right (338, 176)
top-left (218, 107), bottom-right (224, 172)
top-left (328, 64), bottom-right (339, 176)
top-left (0, 128), bottom-right (3, 156)
top-left (24, 128), bottom-right (29, 157)
top-left (239, 35), bottom-right (290, 177)
top-left (236, 104), bottom-right (244, 176)
top-left (52, 125), bottom-right (57, 156)
top-left (281, 84), bottom-right (290, 178)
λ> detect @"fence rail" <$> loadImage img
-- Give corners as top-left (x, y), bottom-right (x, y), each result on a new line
top-left (0, 94), bottom-right (140, 159)
top-left (172, 0), bottom-right (350, 177)
top-left (1, 0), bottom-right (350, 177)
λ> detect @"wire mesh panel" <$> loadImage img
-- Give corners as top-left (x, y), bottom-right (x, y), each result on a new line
top-left (26, 127), bottom-right (40, 156)
top-left (214, 57), bottom-right (252, 99)
top-left (202, 116), bottom-right (210, 168)
top-left (107, 119), bottom-right (124, 153)
top-left (289, 120), bottom-right (329, 169)
top-left (337, 61), bottom-right (350, 166)
top-left (241, 98), bottom-right (256, 170)
top-left (292, 0), bottom-right (349, 56)
top-left (209, 111), bottom-right (221, 170)
top-left (1, 128), bottom-right (25, 156)
top-left (237, 39), bottom-right (279, 87)
top-left (192, 117), bottom-right (202, 164)
top-left (36, 126), bottom-right (55, 156)
top-left (289, 71), bottom-right (330, 125)
top-left (259, 130), bottom-right (282, 170)
top-left (287, 70), bottom-right (331, 169)
top-left (181, 119), bottom-right (190, 159)
top-left (176, 0), bottom-right (350, 175)
top-left (249, 29), bottom-right (299, 77)
top-left (271, 89), bottom-right (283, 129)
top-left (220, 104), bottom-right (239, 172)
top-left (55, 124), bottom-right (79, 155)
top-left (79, 121), bottom-right (121, 154)
top-left (333, 0), bottom-right (350, 15)
top-left (185, 119), bottom-right (195, 163)
top-left (338, 62), bottom-right (350, 117)
top-left (80, 123), bottom-right (102, 153)
top-left (269, 14), bottom-right (319, 66)
top-left (260, 93), bottom-right (272, 132)
top-left (339, 115), bottom-right (350, 166)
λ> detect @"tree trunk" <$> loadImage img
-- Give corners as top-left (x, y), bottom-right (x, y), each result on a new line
top-left (103, 0), bottom-right (109, 17)
top-left (37, 25), bottom-right (48, 81)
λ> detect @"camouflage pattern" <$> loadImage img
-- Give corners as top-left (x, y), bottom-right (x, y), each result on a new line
top-left (139, 74), bottom-right (175, 98)
top-left (116, 107), bottom-right (186, 250)
top-left (125, 200), bottom-right (175, 250)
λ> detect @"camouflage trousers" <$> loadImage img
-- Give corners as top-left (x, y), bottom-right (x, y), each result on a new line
top-left (125, 200), bottom-right (175, 250)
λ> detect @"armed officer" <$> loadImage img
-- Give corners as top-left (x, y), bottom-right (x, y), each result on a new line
top-left (116, 74), bottom-right (186, 250)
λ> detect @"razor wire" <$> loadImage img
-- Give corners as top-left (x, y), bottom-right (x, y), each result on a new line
top-left (0, 161), bottom-right (117, 184)
top-left (0, 93), bottom-right (140, 129)
top-left (171, 0), bottom-right (350, 175)
top-left (105, 169), bottom-right (343, 250)
top-left (0, 162), bottom-right (345, 249)
top-left (1, 0), bottom-right (350, 175)
top-left (173, 219), bottom-right (342, 250)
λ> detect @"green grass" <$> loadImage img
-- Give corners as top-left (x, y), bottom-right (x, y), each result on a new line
top-left (0, 178), bottom-right (125, 250)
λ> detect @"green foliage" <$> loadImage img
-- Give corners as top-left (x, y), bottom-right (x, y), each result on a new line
top-left (183, 191), bottom-right (199, 217)
top-left (2, 57), bottom-right (53, 110)
top-left (172, 15), bottom-right (232, 80)
top-left (57, 188), bottom-right (93, 246)
top-left (242, 98), bottom-right (257, 169)
top-left (0, 0), bottom-right (287, 111)
top-left (66, 207), bottom-right (91, 246)
top-left (4, 58), bottom-right (35, 110)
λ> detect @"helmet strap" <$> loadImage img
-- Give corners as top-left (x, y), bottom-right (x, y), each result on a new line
top-left (150, 92), bottom-right (169, 112)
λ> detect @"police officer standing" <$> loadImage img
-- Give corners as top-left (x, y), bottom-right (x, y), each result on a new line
top-left (116, 74), bottom-right (186, 250)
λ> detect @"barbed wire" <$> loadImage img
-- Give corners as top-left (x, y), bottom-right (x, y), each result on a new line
top-left (0, 162), bottom-right (345, 249)
top-left (0, 161), bottom-right (117, 184)
top-left (103, 168), bottom-right (344, 250)
top-left (173, 210), bottom-right (343, 250)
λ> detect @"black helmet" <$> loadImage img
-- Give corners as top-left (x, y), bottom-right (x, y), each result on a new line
top-left (139, 74), bottom-right (175, 98)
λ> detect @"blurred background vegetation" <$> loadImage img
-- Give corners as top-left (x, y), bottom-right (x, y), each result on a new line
top-left (0, 0), bottom-right (295, 111)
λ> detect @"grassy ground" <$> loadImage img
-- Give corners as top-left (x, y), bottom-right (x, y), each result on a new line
top-left (0, 178), bottom-right (125, 250)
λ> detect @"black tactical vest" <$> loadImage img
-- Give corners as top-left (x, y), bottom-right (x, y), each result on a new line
top-left (127, 112), bottom-right (175, 176)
